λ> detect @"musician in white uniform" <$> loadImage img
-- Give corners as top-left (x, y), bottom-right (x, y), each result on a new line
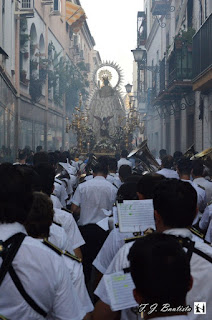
top-left (157, 155), bottom-right (179, 179)
top-left (0, 164), bottom-right (84, 320)
top-left (117, 150), bottom-right (133, 170)
top-left (93, 179), bottom-right (212, 320)
top-left (128, 233), bottom-right (192, 320)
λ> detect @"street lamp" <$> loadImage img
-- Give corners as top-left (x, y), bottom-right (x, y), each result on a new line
top-left (131, 47), bottom-right (146, 63)
top-left (125, 83), bottom-right (133, 94)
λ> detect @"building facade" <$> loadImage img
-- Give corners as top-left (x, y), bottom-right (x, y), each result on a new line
top-left (0, 0), bottom-right (100, 160)
top-left (138, 0), bottom-right (212, 156)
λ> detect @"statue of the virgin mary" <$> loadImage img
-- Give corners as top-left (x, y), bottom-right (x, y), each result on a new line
top-left (88, 63), bottom-right (126, 151)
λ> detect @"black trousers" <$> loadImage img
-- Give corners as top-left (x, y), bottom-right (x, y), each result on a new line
top-left (79, 224), bottom-right (109, 285)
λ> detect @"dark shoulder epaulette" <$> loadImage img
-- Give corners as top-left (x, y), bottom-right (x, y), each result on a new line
top-left (54, 180), bottom-right (62, 185)
top-left (204, 239), bottom-right (212, 247)
top-left (197, 184), bottom-right (205, 191)
top-left (207, 200), bottom-right (212, 207)
top-left (189, 226), bottom-right (204, 239)
top-left (53, 221), bottom-right (62, 227)
top-left (125, 235), bottom-right (144, 243)
top-left (51, 193), bottom-right (56, 197)
top-left (61, 207), bottom-right (73, 214)
top-left (64, 250), bottom-right (82, 263)
top-left (42, 239), bottom-right (63, 256)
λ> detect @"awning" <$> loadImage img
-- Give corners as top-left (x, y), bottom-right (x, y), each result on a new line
top-left (0, 47), bottom-right (9, 59)
top-left (66, 1), bottom-right (86, 33)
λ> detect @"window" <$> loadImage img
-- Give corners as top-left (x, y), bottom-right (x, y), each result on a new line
top-left (21, 0), bottom-right (34, 10)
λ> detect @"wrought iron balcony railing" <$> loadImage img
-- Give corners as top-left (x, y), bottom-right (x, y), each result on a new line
top-left (159, 57), bottom-right (166, 92)
top-left (193, 13), bottom-right (212, 81)
top-left (168, 46), bottom-right (192, 86)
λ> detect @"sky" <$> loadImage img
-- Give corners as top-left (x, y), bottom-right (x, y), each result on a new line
top-left (80, 0), bottom-right (144, 92)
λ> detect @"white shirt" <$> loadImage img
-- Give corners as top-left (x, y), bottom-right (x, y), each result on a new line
top-left (50, 194), bottom-right (62, 209)
top-left (181, 180), bottom-right (207, 214)
top-left (200, 204), bottom-right (212, 243)
top-left (54, 208), bottom-right (85, 250)
top-left (95, 228), bottom-right (212, 320)
top-left (93, 228), bottom-right (134, 274)
top-left (157, 168), bottom-right (179, 179)
top-left (49, 223), bottom-right (72, 252)
top-left (0, 223), bottom-right (85, 320)
top-left (85, 175), bottom-right (93, 181)
top-left (193, 177), bottom-right (212, 203)
top-left (106, 173), bottom-right (122, 189)
top-left (63, 256), bottom-right (94, 315)
top-left (72, 176), bottom-right (117, 226)
top-left (54, 179), bottom-right (68, 207)
top-left (118, 158), bottom-right (133, 170)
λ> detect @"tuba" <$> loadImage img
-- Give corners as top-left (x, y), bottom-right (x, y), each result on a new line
top-left (127, 140), bottom-right (160, 173)
top-left (190, 147), bottom-right (212, 161)
top-left (184, 144), bottom-right (196, 159)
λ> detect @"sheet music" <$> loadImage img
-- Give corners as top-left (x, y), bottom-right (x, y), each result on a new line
top-left (104, 271), bottom-right (137, 311)
top-left (117, 200), bottom-right (155, 232)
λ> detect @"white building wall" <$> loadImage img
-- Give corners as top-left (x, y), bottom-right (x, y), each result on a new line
top-left (1, 0), bottom-right (16, 76)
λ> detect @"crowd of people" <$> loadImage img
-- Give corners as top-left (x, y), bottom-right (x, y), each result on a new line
top-left (0, 146), bottom-right (212, 320)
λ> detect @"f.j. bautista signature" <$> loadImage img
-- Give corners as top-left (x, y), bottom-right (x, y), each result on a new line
top-left (139, 303), bottom-right (192, 315)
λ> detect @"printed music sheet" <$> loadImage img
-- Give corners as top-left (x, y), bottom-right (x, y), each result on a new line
top-left (103, 271), bottom-right (137, 311)
top-left (117, 200), bottom-right (155, 232)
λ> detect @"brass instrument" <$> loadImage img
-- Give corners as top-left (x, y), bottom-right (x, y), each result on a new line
top-left (191, 148), bottom-right (212, 160)
top-left (190, 147), bottom-right (212, 160)
top-left (184, 144), bottom-right (196, 159)
top-left (127, 140), bottom-right (160, 172)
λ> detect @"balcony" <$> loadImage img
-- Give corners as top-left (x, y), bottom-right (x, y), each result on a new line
top-left (193, 13), bottom-right (212, 91)
top-left (159, 57), bottom-right (166, 93)
top-left (168, 45), bottom-right (192, 92)
top-left (15, 0), bottom-right (34, 18)
top-left (151, 0), bottom-right (171, 16)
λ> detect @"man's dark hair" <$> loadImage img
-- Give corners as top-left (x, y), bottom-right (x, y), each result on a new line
top-left (115, 153), bottom-right (120, 161)
top-left (177, 157), bottom-right (192, 175)
top-left (159, 149), bottom-right (167, 159)
top-left (119, 165), bottom-right (132, 182)
top-left (192, 159), bottom-right (204, 177)
top-left (60, 151), bottom-right (71, 163)
top-left (108, 158), bottom-right (117, 172)
top-left (33, 151), bottom-right (49, 166)
top-left (34, 163), bottom-right (55, 196)
top-left (137, 173), bottom-right (165, 199)
top-left (161, 155), bottom-right (174, 169)
top-left (18, 165), bottom-right (41, 192)
top-left (0, 163), bottom-right (33, 224)
top-left (93, 163), bottom-right (108, 176)
top-left (128, 233), bottom-right (191, 306)
top-left (153, 179), bottom-right (197, 228)
top-left (121, 150), bottom-right (128, 158)
top-left (25, 192), bottom-right (54, 239)
top-left (48, 152), bottom-right (57, 167)
top-left (18, 149), bottom-right (27, 160)
top-left (98, 156), bottom-right (109, 167)
top-left (117, 182), bottom-right (138, 201)
top-left (36, 145), bottom-right (43, 153)
top-left (173, 151), bottom-right (183, 160)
